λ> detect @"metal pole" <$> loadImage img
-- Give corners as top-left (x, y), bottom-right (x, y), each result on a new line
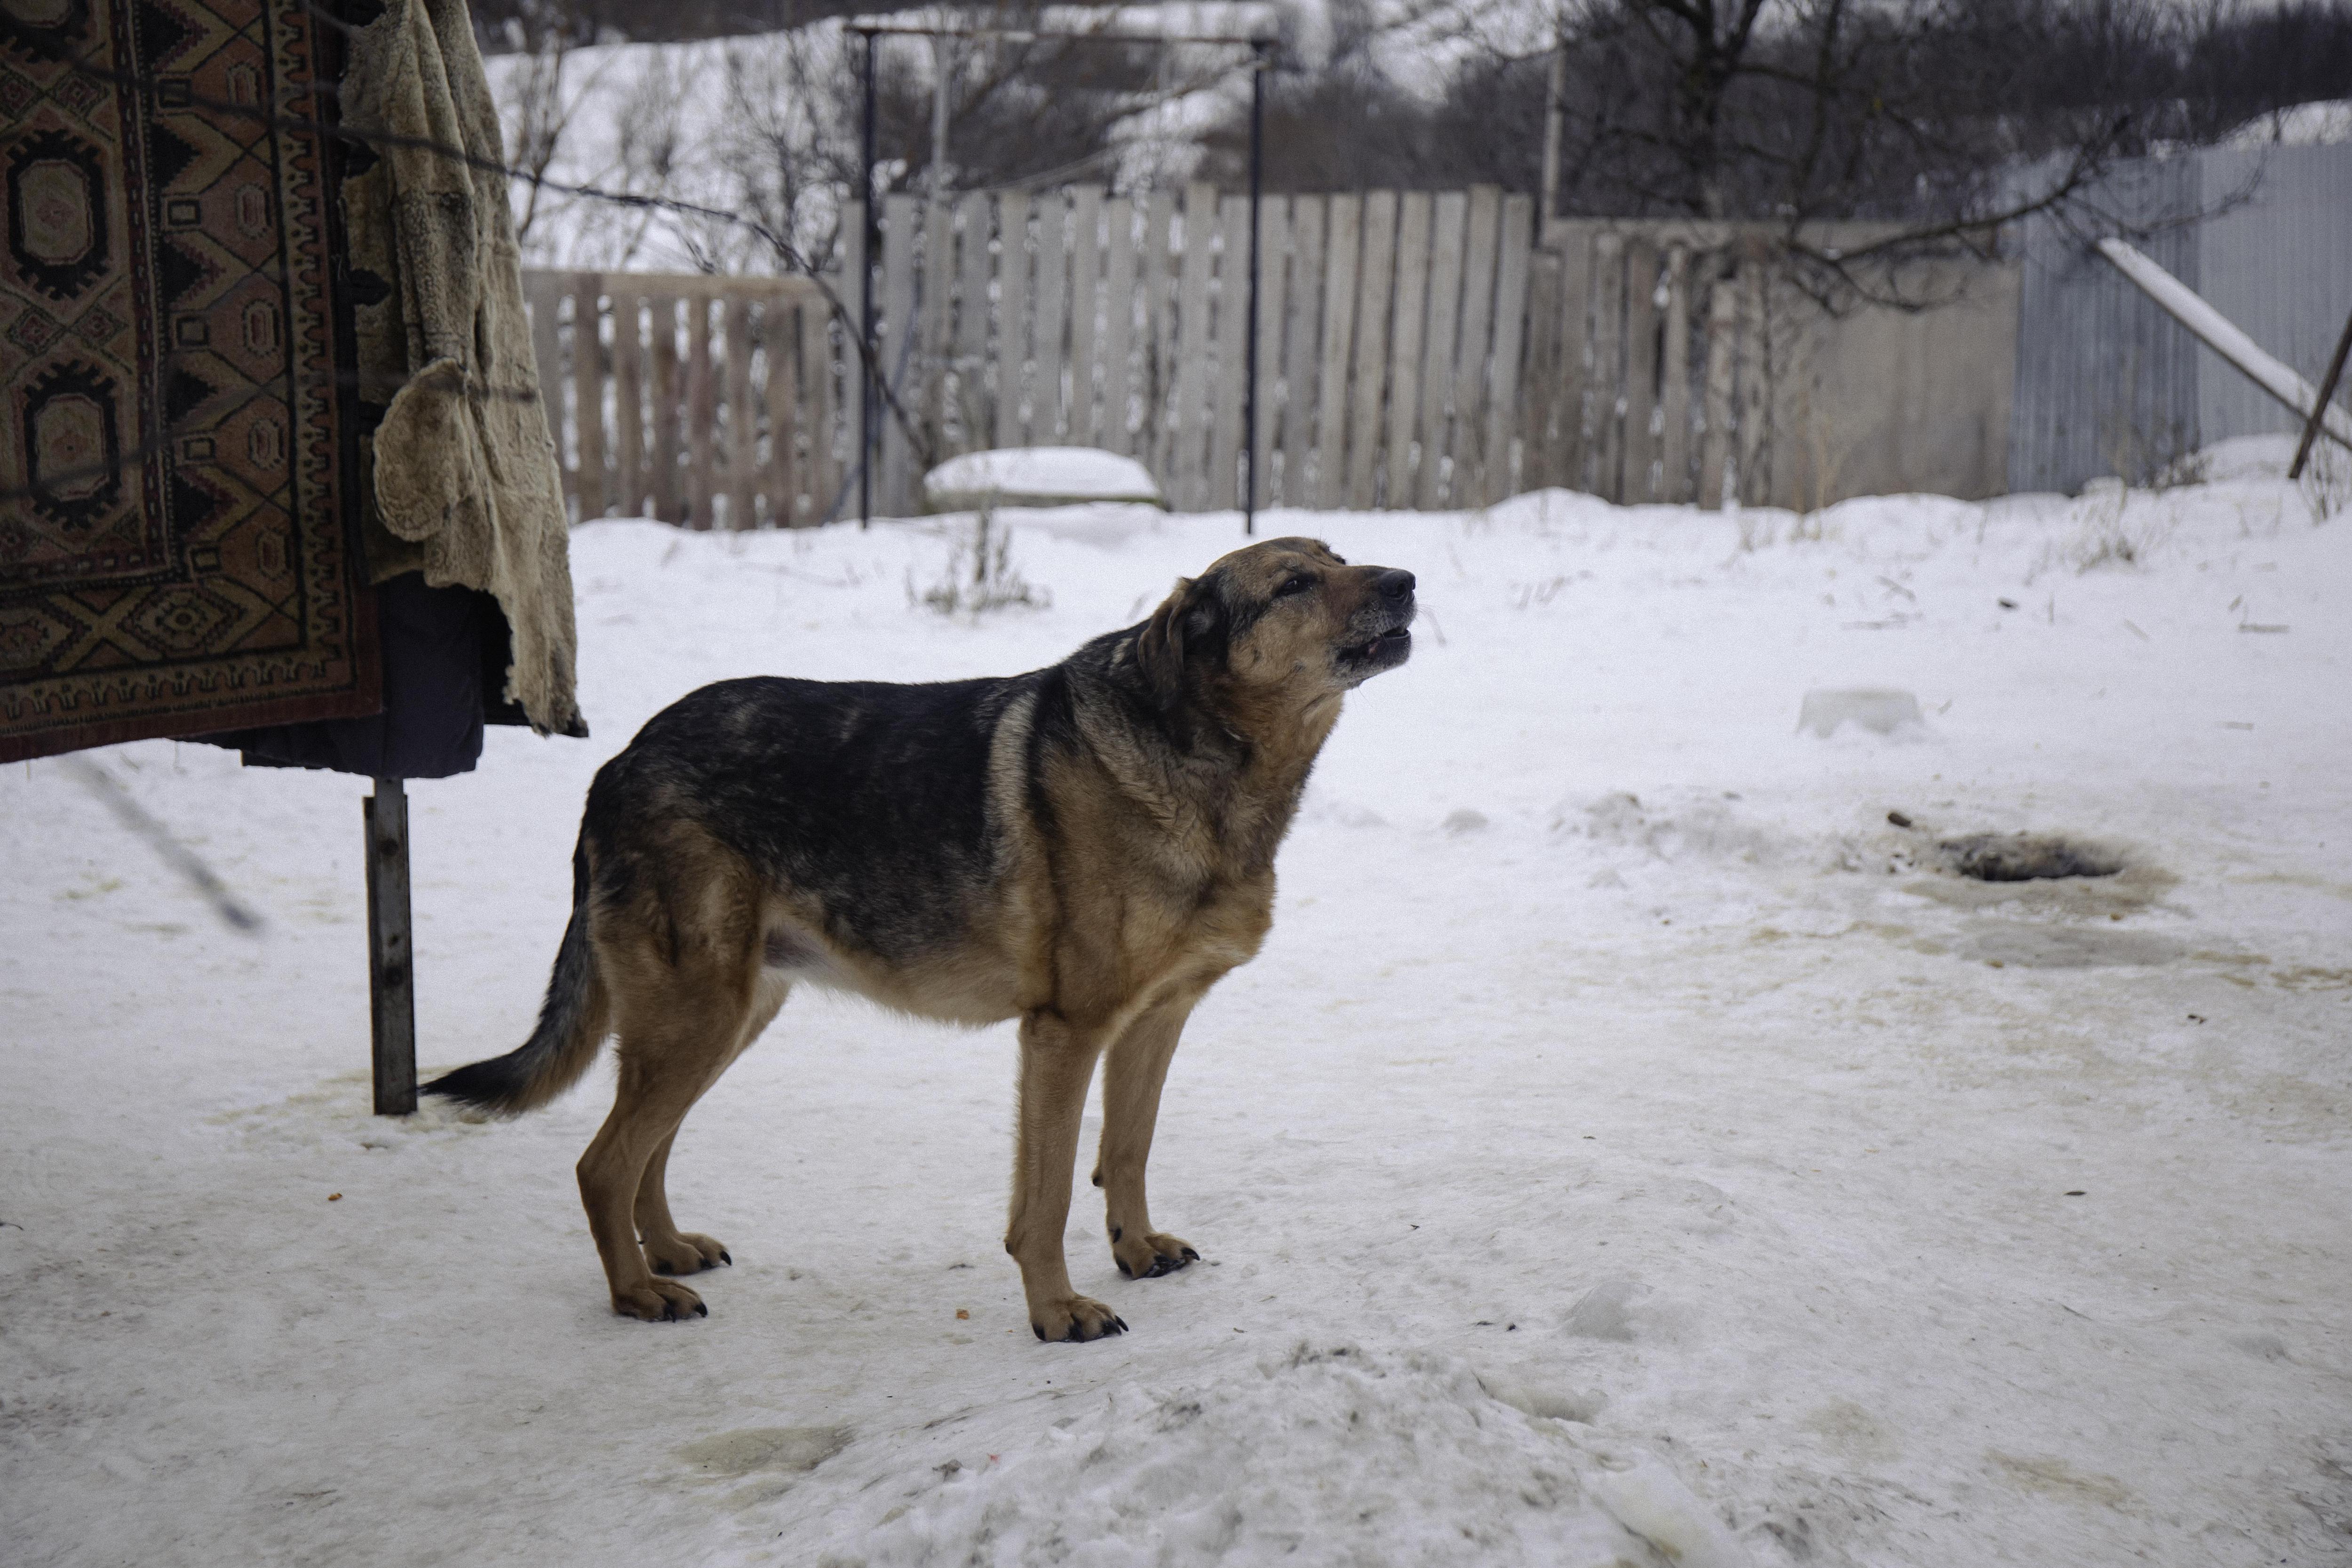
top-left (859, 28), bottom-right (878, 528)
top-left (1243, 40), bottom-right (1267, 536)
top-left (363, 778), bottom-right (415, 1116)
top-left (2289, 305), bottom-right (2352, 481)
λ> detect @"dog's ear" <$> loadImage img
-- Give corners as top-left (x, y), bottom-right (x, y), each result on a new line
top-left (1135, 576), bottom-right (1195, 709)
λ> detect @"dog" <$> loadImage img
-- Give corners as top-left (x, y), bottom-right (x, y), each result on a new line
top-left (426, 537), bottom-right (1415, 1342)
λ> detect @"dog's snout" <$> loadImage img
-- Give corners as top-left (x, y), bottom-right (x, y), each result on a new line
top-left (1375, 569), bottom-right (1415, 604)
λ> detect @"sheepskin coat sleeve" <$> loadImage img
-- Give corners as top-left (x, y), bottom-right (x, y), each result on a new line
top-left (339, 0), bottom-right (585, 739)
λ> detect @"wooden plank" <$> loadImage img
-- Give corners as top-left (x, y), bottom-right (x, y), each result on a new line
top-left (993, 190), bottom-right (1030, 450)
top-left (526, 270), bottom-right (564, 462)
top-left (1249, 197), bottom-right (1291, 511)
top-left (804, 294), bottom-right (837, 523)
top-left (571, 274), bottom-right (605, 519)
top-left (1170, 182), bottom-right (1218, 508)
top-left (1414, 191), bottom-right (1466, 509)
top-left (686, 295), bottom-right (716, 528)
top-left (1737, 253), bottom-right (1769, 505)
top-left (1144, 189), bottom-right (1180, 484)
top-left (649, 295), bottom-right (682, 523)
top-left (724, 294), bottom-right (756, 528)
top-left (1033, 191), bottom-right (1069, 442)
top-left (837, 202), bottom-right (864, 513)
top-left (1479, 194), bottom-right (1534, 505)
top-left (1312, 193), bottom-right (1361, 509)
top-left (1099, 196), bottom-right (1136, 456)
top-left (879, 192), bottom-right (918, 512)
top-left (1517, 252), bottom-right (1561, 491)
top-left (1700, 275), bottom-right (1736, 509)
top-left (1551, 229), bottom-right (1593, 492)
top-left (1620, 237), bottom-right (1661, 503)
top-left (1345, 191), bottom-right (1398, 509)
top-left (1281, 195), bottom-right (1326, 507)
top-left (954, 191), bottom-right (993, 451)
top-left (763, 299), bottom-right (798, 526)
top-left (1067, 187), bottom-right (1103, 445)
top-left (612, 291), bottom-right (644, 516)
top-left (1588, 232), bottom-right (1625, 501)
top-left (1208, 195), bottom-right (1252, 513)
top-left (1448, 186), bottom-right (1502, 508)
top-left (363, 780), bottom-right (415, 1117)
top-left (1657, 244), bottom-right (1692, 502)
top-left (917, 195), bottom-right (954, 456)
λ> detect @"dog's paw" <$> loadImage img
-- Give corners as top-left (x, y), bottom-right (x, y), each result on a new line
top-left (644, 1231), bottom-right (732, 1275)
top-left (612, 1279), bottom-right (708, 1322)
top-left (1112, 1230), bottom-right (1199, 1280)
top-left (1031, 1295), bottom-right (1128, 1343)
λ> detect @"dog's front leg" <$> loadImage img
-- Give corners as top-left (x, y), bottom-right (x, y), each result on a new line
top-left (1095, 992), bottom-right (1203, 1282)
top-left (1005, 1011), bottom-right (1126, 1342)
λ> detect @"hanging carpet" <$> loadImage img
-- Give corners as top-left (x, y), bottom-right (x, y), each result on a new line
top-left (0, 0), bottom-right (374, 764)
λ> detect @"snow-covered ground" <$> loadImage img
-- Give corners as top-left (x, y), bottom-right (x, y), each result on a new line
top-left (4, 440), bottom-right (2349, 1565)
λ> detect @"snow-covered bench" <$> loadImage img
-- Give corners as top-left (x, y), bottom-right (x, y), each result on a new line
top-left (922, 447), bottom-right (1167, 513)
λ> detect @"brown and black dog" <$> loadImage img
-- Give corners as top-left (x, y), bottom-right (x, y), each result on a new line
top-left (428, 537), bottom-right (1414, 1342)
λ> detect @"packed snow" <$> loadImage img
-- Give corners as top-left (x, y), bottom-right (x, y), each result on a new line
top-left (4, 438), bottom-right (2350, 1565)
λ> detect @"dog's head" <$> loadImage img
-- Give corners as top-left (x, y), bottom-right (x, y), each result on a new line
top-left (1134, 538), bottom-right (1415, 716)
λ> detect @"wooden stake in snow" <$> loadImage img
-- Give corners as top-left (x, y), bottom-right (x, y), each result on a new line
top-left (2094, 239), bottom-right (2352, 458)
top-left (364, 779), bottom-right (416, 1116)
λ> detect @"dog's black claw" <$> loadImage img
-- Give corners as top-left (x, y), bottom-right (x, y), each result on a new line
top-left (694, 1302), bottom-right (708, 1318)
top-left (1181, 1247), bottom-right (1199, 1261)
top-left (720, 1251), bottom-right (732, 1266)
top-left (1034, 1323), bottom-right (1047, 1341)
top-left (1113, 1317), bottom-right (1129, 1332)
top-left (1116, 1258), bottom-right (1133, 1278)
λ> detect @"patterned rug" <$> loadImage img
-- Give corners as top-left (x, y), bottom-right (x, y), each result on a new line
top-left (0, 0), bottom-right (373, 763)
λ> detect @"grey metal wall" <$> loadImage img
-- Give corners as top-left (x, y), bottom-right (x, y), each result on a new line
top-left (2196, 144), bottom-right (2352, 445)
top-left (2008, 143), bottom-right (2352, 493)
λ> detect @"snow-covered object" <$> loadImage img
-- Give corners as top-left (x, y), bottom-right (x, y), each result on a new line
top-left (1797, 688), bottom-right (1924, 738)
top-left (2096, 239), bottom-right (2352, 451)
top-left (922, 446), bottom-right (1167, 512)
top-left (1590, 1456), bottom-right (1756, 1568)
top-left (2224, 97), bottom-right (2352, 148)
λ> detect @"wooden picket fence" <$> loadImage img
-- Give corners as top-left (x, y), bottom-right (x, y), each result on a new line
top-left (526, 191), bottom-right (2016, 525)
top-left (523, 269), bottom-right (857, 529)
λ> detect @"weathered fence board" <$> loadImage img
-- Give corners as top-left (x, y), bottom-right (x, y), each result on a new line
top-left (1209, 195), bottom-right (1251, 513)
top-left (1384, 191), bottom-right (1432, 511)
top-left (1415, 191), bottom-right (1467, 509)
top-left (1069, 188), bottom-right (1104, 448)
top-left (1283, 196), bottom-right (1327, 506)
top-left (1346, 190), bottom-right (1398, 510)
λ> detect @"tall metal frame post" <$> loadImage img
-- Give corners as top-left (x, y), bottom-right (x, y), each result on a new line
top-left (1243, 39), bottom-right (1266, 536)
top-left (858, 28), bottom-right (879, 528)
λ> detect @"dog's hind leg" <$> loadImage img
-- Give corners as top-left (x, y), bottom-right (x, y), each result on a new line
top-left (577, 915), bottom-right (765, 1322)
top-left (1095, 990), bottom-right (1205, 1282)
top-left (1005, 1012), bottom-right (1125, 1342)
top-left (635, 973), bottom-right (787, 1277)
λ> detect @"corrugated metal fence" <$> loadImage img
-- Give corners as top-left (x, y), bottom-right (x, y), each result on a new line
top-left (2010, 142), bottom-right (2352, 492)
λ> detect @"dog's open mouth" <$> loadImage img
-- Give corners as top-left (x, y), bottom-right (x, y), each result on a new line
top-left (1338, 622), bottom-right (1414, 671)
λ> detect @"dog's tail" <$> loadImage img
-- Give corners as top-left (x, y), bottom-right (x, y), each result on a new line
top-left (422, 834), bottom-right (608, 1116)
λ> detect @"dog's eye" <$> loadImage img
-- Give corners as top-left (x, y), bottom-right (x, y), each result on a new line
top-left (1275, 575), bottom-right (1311, 598)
